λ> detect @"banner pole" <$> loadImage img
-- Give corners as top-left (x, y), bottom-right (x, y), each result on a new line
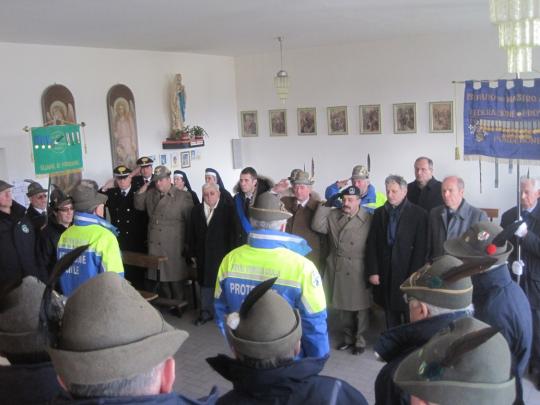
top-left (516, 73), bottom-right (522, 284)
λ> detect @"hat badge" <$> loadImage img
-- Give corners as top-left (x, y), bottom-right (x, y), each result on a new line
top-left (477, 231), bottom-right (490, 241)
top-left (348, 187), bottom-right (355, 194)
top-left (118, 166), bottom-right (126, 173)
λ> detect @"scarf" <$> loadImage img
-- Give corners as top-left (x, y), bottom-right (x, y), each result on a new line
top-left (73, 212), bottom-right (120, 237)
top-left (248, 229), bottom-right (312, 256)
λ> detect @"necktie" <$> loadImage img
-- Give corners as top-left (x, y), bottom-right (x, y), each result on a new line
top-left (144, 179), bottom-right (149, 184)
top-left (121, 190), bottom-right (126, 197)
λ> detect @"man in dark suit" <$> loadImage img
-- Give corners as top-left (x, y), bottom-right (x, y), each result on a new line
top-left (367, 174), bottom-right (428, 328)
top-left (407, 156), bottom-right (443, 212)
top-left (131, 156), bottom-right (154, 190)
top-left (25, 181), bottom-right (48, 232)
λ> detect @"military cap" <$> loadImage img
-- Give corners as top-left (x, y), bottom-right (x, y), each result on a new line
top-left (136, 156), bottom-right (153, 167)
top-left (394, 317), bottom-right (515, 405)
top-left (444, 221), bottom-right (513, 266)
top-left (26, 181), bottom-right (47, 197)
top-left (225, 278), bottom-right (302, 360)
top-left (113, 165), bottom-right (132, 178)
top-left (249, 192), bottom-right (292, 222)
top-left (340, 185), bottom-right (361, 198)
top-left (351, 165), bottom-right (369, 180)
top-left (0, 180), bottom-right (13, 193)
top-left (71, 180), bottom-right (108, 213)
top-left (288, 168), bottom-right (302, 181)
top-left (152, 165), bottom-right (171, 181)
top-left (48, 272), bottom-right (189, 386)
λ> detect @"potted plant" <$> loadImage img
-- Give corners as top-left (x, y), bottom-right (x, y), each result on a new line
top-left (189, 125), bottom-right (207, 139)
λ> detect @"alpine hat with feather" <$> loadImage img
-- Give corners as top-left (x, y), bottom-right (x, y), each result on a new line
top-left (249, 192), bottom-right (292, 222)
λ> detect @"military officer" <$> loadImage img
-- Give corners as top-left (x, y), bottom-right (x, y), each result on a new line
top-left (131, 156), bottom-right (154, 190)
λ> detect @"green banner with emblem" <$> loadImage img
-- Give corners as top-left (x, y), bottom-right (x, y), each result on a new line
top-left (31, 124), bottom-right (83, 175)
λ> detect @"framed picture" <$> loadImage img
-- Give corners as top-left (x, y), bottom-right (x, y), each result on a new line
top-left (393, 103), bottom-right (416, 134)
top-left (159, 154), bottom-right (168, 166)
top-left (327, 106), bottom-right (348, 135)
top-left (297, 107), bottom-right (317, 135)
top-left (170, 152), bottom-right (180, 169)
top-left (181, 151), bottom-right (191, 168)
top-left (241, 111), bottom-right (258, 137)
top-left (359, 104), bottom-right (381, 134)
top-left (269, 109), bottom-right (287, 136)
top-left (429, 101), bottom-right (454, 133)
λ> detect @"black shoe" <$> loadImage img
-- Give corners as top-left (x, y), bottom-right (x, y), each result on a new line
top-left (352, 347), bottom-right (365, 355)
top-left (337, 343), bottom-right (353, 351)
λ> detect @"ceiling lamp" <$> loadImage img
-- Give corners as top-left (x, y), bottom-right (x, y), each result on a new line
top-left (274, 36), bottom-right (289, 103)
top-left (490, 0), bottom-right (540, 73)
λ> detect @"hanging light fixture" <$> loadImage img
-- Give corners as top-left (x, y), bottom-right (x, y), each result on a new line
top-left (490, 0), bottom-right (540, 73)
top-left (274, 36), bottom-right (289, 103)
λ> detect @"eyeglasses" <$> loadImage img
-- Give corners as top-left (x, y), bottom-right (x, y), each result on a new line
top-left (58, 206), bottom-right (74, 212)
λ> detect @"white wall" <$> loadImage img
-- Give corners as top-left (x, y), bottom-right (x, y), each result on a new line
top-left (0, 42), bottom-right (239, 193)
top-left (235, 31), bottom-right (540, 215)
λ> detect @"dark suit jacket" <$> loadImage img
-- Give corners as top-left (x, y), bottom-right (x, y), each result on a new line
top-left (26, 205), bottom-right (47, 233)
top-left (407, 177), bottom-right (443, 212)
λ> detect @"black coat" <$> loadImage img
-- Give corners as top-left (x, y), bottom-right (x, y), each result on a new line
top-left (26, 204), bottom-right (47, 233)
top-left (207, 355), bottom-right (368, 405)
top-left (501, 201), bottom-right (540, 308)
top-left (407, 177), bottom-right (443, 213)
top-left (366, 200), bottom-right (428, 312)
top-left (39, 217), bottom-right (68, 276)
top-left (189, 198), bottom-right (240, 287)
top-left (0, 201), bottom-right (46, 284)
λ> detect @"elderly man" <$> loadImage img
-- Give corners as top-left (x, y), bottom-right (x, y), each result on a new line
top-left (208, 278), bottom-right (368, 404)
top-left (501, 176), bottom-right (540, 389)
top-left (394, 317), bottom-right (515, 405)
top-left (135, 165), bottom-right (193, 301)
top-left (26, 181), bottom-right (49, 232)
top-left (57, 181), bottom-right (124, 296)
top-left (189, 182), bottom-right (239, 325)
top-left (312, 186), bottom-right (372, 355)
top-left (281, 170), bottom-right (323, 269)
top-left (46, 272), bottom-right (217, 404)
top-left (214, 192), bottom-right (329, 358)
top-left (272, 168), bottom-right (301, 198)
top-left (445, 221), bottom-right (532, 404)
top-left (427, 175), bottom-right (487, 261)
top-left (324, 165), bottom-right (376, 210)
top-left (367, 175), bottom-right (428, 328)
top-left (131, 155), bottom-right (154, 189)
top-left (407, 156), bottom-right (443, 212)
top-left (374, 255), bottom-right (484, 405)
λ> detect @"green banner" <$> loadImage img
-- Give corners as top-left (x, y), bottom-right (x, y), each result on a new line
top-left (31, 125), bottom-right (83, 175)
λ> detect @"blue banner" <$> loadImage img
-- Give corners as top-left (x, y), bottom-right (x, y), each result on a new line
top-left (464, 79), bottom-right (540, 160)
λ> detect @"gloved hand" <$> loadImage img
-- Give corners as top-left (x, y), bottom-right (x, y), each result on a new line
top-left (514, 222), bottom-right (528, 238)
top-left (512, 260), bottom-right (525, 276)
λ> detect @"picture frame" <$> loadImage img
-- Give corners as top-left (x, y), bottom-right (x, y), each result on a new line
top-left (159, 154), bottom-right (168, 166)
top-left (181, 151), bottom-right (191, 168)
top-left (327, 106), bottom-right (348, 135)
top-left (429, 101), bottom-right (454, 133)
top-left (241, 110), bottom-right (258, 137)
top-left (297, 107), bottom-right (317, 135)
top-left (393, 103), bottom-right (416, 134)
top-left (359, 104), bottom-right (381, 134)
top-left (269, 109), bottom-right (287, 136)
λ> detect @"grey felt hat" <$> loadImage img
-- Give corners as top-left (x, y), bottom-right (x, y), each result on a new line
top-left (26, 181), bottom-right (47, 197)
top-left (0, 180), bottom-right (13, 193)
top-left (351, 165), bottom-right (369, 180)
top-left (152, 165), bottom-right (171, 181)
top-left (394, 317), bottom-right (515, 405)
top-left (48, 272), bottom-right (188, 386)
top-left (249, 192), bottom-right (292, 221)
top-left (225, 278), bottom-right (302, 360)
top-left (444, 221), bottom-right (513, 266)
top-left (71, 181), bottom-right (107, 213)
top-left (288, 168), bottom-right (302, 181)
top-left (291, 170), bottom-right (314, 186)
top-left (0, 276), bottom-right (62, 355)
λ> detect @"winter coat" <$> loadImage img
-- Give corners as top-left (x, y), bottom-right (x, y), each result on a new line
top-left (406, 177), bottom-right (443, 213)
top-left (134, 186), bottom-right (193, 281)
top-left (189, 197), bottom-right (240, 287)
top-left (26, 204), bottom-right (47, 233)
top-left (39, 217), bottom-right (68, 276)
top-left (207, 354), bottom-right (368, 405)
top-left (281, 195), bottom-right (324, 269)
top-left (427, 199), bottom-right (488, 261)
top-left (312, 204), bottom-right (372, 311)
top-left (366, 200), bottom-right (428, 312)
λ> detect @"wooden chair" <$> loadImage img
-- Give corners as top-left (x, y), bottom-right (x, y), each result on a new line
top-left (481, 208), bottom-right (499, 223)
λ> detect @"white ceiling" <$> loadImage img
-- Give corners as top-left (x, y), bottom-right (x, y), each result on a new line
top-left (0, 0), bottom-right (493, 56)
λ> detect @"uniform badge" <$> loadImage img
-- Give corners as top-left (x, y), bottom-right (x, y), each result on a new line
top-left (21, 224), bottom-right (29, 233)
top-left (477, 231), bottom-right (490, 241)
top-left (311, 270), bottom-right (322, 288)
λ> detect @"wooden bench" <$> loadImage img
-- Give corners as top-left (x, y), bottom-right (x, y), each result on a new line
top-left (481, 208), bottom-right (499, 222)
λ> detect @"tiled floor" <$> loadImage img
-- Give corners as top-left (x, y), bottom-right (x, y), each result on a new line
top-left (169, 307), bottom-right (540, 404)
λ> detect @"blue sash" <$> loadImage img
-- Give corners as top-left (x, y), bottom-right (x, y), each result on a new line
top-left (234, 194), bottom-right (253, 234)
top-left (248, 229), bottom-right (312, 256)
top-left (73, 212), bottom-right (120, 237)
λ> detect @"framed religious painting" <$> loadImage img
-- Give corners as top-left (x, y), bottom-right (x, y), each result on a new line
top-left (241, 111), bottom-right (258, 137)
top-left (327, 106), bottom-right (348, 135)
top-left (359, 104), bottom-right (381, 134)
top-left (181, 151), bottom-right (191, 168)
top-left (429, 101), bottom-right (453, 133)
top-left (269, 109), bottom-right (287, 136)
top-left (297, 107), bottom-right (317, 135)
top-left (393, 102), bottom-right (416, 134)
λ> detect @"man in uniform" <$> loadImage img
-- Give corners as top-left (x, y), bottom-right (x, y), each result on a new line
top-left (407, 156), bottom-right (443, 212)
top-left (131, 156), bottom-right (154, 189)
top-left (324, 165), bottom-right (376, 211)
top-left (26, 180), bottom-right (49, 232)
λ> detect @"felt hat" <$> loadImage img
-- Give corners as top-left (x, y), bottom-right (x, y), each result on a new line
top-left (287, 168), bottom-right (302, 181)
top-left (226, 278), bottom-right (302, 360)
top-left (48, 272), bottom-right (189, 386)
top-left (49, 186), bottom-right (73, 211)
top-left (0, 180), bottom-right (13, 193)
top-left (340, 185), bottom-right (361, 198)
top-left (0, 276), bottom-right (62, 355)
top-left (394, 317), bottom-right (515, 405)
top-left (351, 165), bottom-right (369, 180)
top-left (444, 221), bottom-right (513, 266)
top-left (152, 165), bottom-right (171, 181)
top-left (71, 181), bottom-right (108, 213)
top-left (26, 181), bottom-right (47, 197)
top-left (291, 170), bottom-right (314, 186)
top-left (400, 255), bottom-right (495, 309)
top-left (113, 165), bottom-right (131, 178)
top-left (136, 156), bottom-right (153, 167)
top-left (249, 192), bottom-right (292, 221)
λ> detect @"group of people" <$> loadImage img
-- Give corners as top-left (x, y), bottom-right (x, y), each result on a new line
top-left (0, 153), bottom-right (539, 404)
